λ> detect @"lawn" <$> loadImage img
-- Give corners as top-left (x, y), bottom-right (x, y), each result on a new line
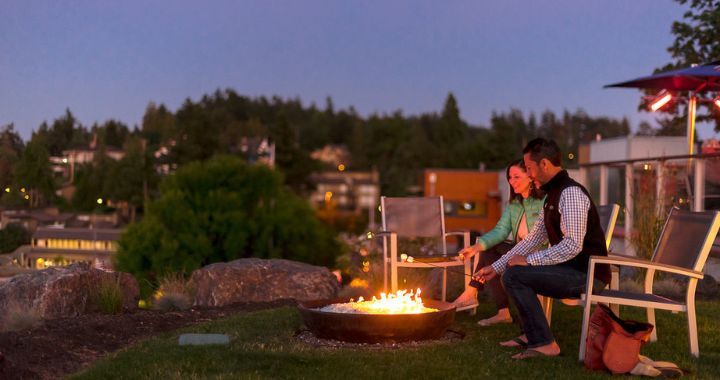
top-left (70, 301), bottom-right (720, 379)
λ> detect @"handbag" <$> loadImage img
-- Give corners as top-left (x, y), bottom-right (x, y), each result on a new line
top-left (585, 304), bottom-right (654, 374)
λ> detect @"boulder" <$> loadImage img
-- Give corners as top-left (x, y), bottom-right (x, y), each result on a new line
top-left (191, 258), bottom-right (339, 307)
top-left (0, 263), bottom-right (139, 319)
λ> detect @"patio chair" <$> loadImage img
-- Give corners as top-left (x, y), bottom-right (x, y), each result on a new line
top-left (379, 196), bottom-right (474, 310)
top-left (578, 208), bottom-right (720, 359)
top-left (541, 203), bottom-right (621, 325)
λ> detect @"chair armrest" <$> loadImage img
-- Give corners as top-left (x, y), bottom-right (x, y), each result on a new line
top-left (589, 255), bottom-right (704, 279)
top-left (444, 231), bottom-right (469, 237)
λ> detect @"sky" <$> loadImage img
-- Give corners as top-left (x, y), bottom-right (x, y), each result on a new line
top-left (2, 0), bottom-right (716, 141)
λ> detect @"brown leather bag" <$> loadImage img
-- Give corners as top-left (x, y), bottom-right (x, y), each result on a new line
top-left (584, 304), bottom-right (613, 370)
top-left (584, 304), bottom-right (654, 374)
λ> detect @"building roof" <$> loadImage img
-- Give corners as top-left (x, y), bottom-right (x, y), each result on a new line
top-left (33, 227), bottom-right (123, 241)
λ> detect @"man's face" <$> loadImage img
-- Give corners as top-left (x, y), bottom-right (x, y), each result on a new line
top-left (523, 153), bottom-right (545, 185)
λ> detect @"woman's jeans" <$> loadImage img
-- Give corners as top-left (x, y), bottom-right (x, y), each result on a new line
top-left (501, 264), bottom-right (587, 348)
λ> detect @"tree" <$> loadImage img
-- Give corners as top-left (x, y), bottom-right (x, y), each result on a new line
top-left (0, 223), bottom-right (31, 254)
top-left (12, 133), bottom-right (55, 208)
top-left (115, 155), bottom-right (341, 289)
top-left (0, 124), bottom-right (24, 191)
top-left (105, 137), bottom-right (157, 221)
top-left (654, 0), bottom-right (720, 130)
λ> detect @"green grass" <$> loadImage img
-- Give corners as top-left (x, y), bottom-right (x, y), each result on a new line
top-left (70, 301), bottom-right (720, 379)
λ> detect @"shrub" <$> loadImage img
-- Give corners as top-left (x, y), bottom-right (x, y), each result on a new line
top-left (1, 301), bottom-right (42, 332)
top-left (116, 156), bottom-right (341, 285)
top-left (93, 278), bottom-right (124, 314)
top-left (152, 273), bottom-right (194, 311)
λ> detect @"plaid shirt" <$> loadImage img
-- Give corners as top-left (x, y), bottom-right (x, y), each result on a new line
top-left (491, 186), bottom-right (590, 274)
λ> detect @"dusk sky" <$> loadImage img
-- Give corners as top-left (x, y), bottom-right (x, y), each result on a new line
top-left (2, 1), bottom-right (715, 141)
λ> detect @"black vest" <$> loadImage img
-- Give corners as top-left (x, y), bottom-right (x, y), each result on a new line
top-left (540, 170), bottom-right (611, 284)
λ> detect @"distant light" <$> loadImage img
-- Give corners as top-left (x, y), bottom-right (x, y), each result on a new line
top-left (4, 187), bottom-right (9, 193)
top-left (337, 163), bottom-right (346, 172)
top-left (378, 205), bottom-right (382, 212)
top-left (96, 198), bottom-right (103, 204)
top-left (643, 163), bottom-right (652, 171)
top-left (23, 195), bottom-right (29, 200)
top-left (462, 202), bottom-right (473, 211)
top-left (649, 90), bottom-right (672, 112)
top-left (714, 97), bottom-right (720, 110)
top-left (62, 158), bottom-right (68, 164)
top-left (568, 153), bottom-right (575, 160)
top-left (20, 187), bottom-right (25, 193)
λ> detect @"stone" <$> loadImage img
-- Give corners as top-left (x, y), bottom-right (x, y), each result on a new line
top-left (178, 333), bottom-right (230, 346)
top-left (191, 258), bottom-right (339, 307)
top-left (0, 263), bottom-right (139, 319)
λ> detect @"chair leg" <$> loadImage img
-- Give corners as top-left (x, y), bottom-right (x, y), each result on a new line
top-left (441, 268), bottom-right (447, 302)
top-left (610, 269), bottom-right (620, 316)
top-left (578, 300), bottom-right (593, 362)
top-left (688, 304), bottom-right (699, 357)
top-left (539, 296), bottom-right (553, 326)
top-left (647, 308), bottom-right (657, 342)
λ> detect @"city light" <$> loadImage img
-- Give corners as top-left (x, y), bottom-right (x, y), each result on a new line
top-left (97, 198), bottom-right (103, 204)
top-left (4, 187), bottom-right (9, 193)
top-left (20, 187), bottom-right (26, 193)
top-left (337, 163), bottom-right (346, 171)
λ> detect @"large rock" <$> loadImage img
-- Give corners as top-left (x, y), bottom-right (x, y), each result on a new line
top-left (0, 263), bottom-right (139, 319)
top-left (191, 258), bottom-right (339, 307)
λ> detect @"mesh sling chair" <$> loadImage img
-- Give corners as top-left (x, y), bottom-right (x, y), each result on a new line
top-left (380, 196), bottom-right (474, 309)
top-left (540, 203), bottom-right (621, 325)
top-left (579, 208), bottom-right (720, 359)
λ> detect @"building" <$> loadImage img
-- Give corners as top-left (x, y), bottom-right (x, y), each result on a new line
top-left (423, 169), bottom-right (501, 235)
top-left (310, 170), bottom-right (379, 212)
top-left (13, 227), bottom-right (122, 270)
top-left (0, 208), bottom-right (75, 233)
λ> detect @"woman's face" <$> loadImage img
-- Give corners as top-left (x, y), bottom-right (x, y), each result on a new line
top-left (508, 165), bottom-right (532, 198)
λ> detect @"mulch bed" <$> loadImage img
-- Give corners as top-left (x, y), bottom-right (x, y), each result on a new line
top-left (0, 299), bottom-right (295, 380)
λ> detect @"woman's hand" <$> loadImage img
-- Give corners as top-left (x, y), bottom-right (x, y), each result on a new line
top-left (457, 244), bottom-right (482, 260)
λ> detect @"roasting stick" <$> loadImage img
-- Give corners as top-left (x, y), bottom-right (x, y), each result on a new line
top-left (400, 254), bottom-right (485, 284)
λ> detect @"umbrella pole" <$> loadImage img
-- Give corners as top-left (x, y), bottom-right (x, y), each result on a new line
top-left (687, 91), bottom-right (697, 156)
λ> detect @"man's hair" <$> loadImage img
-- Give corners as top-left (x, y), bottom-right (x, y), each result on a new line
top-left (523, 138), bottom-right (562, 166)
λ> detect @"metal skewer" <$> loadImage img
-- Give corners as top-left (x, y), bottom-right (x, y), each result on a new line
top-left (401, 254), bottom-right (485, 283)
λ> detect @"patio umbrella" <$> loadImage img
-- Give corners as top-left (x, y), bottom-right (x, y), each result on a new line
top-left (605, 61), bottom-right (720, 155)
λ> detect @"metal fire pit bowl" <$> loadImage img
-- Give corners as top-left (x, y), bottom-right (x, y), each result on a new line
top-left (297, 298), bottom-right (456, 343)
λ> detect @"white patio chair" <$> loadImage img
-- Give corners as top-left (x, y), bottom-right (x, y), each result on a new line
top-left (379, 196), bottom-right (474, 310)
top-left (578, 208), bottom-right (720, 359)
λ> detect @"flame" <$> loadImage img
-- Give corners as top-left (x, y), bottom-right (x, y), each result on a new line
top-left (319, 289), bottom-right (437, 314)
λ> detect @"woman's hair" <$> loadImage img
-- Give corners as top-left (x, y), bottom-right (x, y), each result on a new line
top-left (506, 158), bottom-right (544, 202)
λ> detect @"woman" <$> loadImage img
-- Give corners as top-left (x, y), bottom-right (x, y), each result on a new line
top-left (451, 158), bottom-right (545, 326)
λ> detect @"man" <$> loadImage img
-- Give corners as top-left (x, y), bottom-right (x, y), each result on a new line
top-left (477, 138), bottom-right (610, 359)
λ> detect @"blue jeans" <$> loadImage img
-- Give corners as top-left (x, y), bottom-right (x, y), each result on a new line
top-left (501, 264), bottom-right (587, 348)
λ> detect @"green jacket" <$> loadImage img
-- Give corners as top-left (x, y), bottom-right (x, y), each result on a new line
top-left (476, 196), bottom-right (546, 250)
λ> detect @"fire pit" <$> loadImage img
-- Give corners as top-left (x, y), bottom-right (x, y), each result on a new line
top-left (298, 290), bottom-right (456, 343)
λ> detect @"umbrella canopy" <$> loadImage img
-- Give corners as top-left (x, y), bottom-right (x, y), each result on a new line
top-left (605, 61), bottom-right (720, 92)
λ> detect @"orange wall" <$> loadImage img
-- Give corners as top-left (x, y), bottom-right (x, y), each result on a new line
top-left (424, 169), bottom-right (501, 233)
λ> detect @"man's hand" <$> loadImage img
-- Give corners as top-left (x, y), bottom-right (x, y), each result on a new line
top-left (473, 266), bottom-right (497, 283)
top-left (508, 256), bottom-right (529, 267)
top-left (457, 244), bottom-right (483, 261)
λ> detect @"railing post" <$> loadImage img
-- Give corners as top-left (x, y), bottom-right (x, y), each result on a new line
top-left (599, 164), bottom-right (609, 206)
top-left (694, 157), bottom-right (705, 212)
top-left (625, 163), bottom-right (634, 256)
top-left (656, 159), bottom-right (664, 211)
